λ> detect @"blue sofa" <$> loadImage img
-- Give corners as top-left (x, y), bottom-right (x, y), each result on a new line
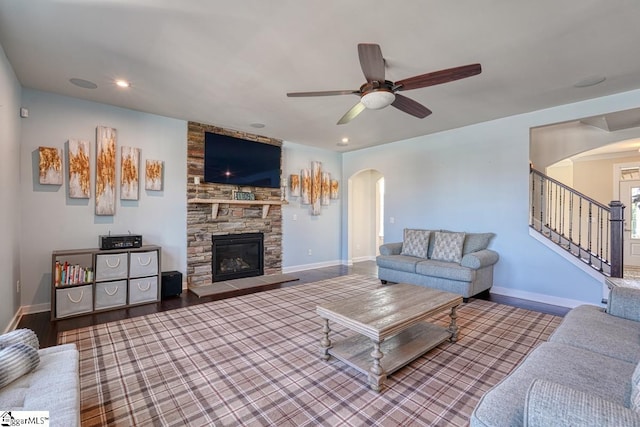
top-left (471, 286), bottom-right (640, 426)
top-left (376, 229), bottom-right (499, 301)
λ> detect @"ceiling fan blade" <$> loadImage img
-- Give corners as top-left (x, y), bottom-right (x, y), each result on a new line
top-left (395, 63), bottom-right (482, 91)
top-left (391, 94), bottom-right (432, 118)
top-left (287, 89), bottom-right (360, 97)
top-left (337, 102), bottom-right (366, 125)
top-left (358, 43), bottom-right (385, 83)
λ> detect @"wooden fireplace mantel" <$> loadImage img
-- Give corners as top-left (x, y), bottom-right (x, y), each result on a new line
top-left (188, 198), bottom-right (287, 219)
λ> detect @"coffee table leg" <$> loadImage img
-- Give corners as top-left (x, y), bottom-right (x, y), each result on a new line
top-left (320, 318), bottom-right (332, 360)
top-left (448, 305), bottom-right (459, 342)
top-left (368, 340), bottom-right (386, 392)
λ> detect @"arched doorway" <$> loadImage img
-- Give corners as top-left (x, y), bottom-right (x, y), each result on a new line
top-left (347, 169), bottom-right (384, 264)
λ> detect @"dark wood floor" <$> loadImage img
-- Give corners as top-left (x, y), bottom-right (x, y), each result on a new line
top-left (18, 261), bottom-right (569, 348)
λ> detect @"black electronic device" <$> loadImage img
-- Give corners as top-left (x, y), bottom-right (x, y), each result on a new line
top-left (161, 271), bottom-right (182, 298)
top-left (203, 131), bottom-right (281, 188)
top-left (99, 234), bottom-right (142, 250)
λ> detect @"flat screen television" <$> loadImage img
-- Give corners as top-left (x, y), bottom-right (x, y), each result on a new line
top-left (204, 132), bottom-right (281, 188)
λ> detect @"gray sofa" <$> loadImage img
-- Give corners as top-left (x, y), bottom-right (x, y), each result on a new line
top-left (470, 286), bottom-right (640, 426)
top-left (376, 229), bottom-right (499, 301)
top-left (0, 330), bottom-right (79, 427)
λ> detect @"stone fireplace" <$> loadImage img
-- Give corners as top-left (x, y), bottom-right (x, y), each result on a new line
top-left (212, 233), bottom-right (264, 281)
top-left (186, 121), bottom-right (283, 287)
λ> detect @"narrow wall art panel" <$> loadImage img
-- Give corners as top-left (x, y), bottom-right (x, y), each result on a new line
top-left (68, 139), bottom-right (90, 198)
top-left (121, 146), bottom-right (140, 200)
top-left (321, 172), bottom-right (330, 206)
top-left (96, 126), bottom-right (117, 215)
top-left (145, 160), bottom-right (163, 191)
top-left (301, 169), bottom-right (311, 205)
top-left (38, 146), bottom-right (63, 185)
top-left (330, 179), bottom-right (339, 199)
top-left (311, 161), bottom-right (322, 215)
top-left (290, 174), bottom-right (300, 197)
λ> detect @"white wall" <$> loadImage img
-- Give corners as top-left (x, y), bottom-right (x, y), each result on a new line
top-left (343, 88), bottom-right (640, 306)
top-left (19, 89), bottom-right (187, 311)
top-left (281, 141), bottom-right (342, 271)
top-left (0, 43), bottom-right (22, 331)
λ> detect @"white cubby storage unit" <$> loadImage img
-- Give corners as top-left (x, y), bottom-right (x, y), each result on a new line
top-left (51, 245), bottom-right (161, 320)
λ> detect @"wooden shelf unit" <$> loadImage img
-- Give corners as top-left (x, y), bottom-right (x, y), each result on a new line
top-left (51, 245), bottom-right (161, 320)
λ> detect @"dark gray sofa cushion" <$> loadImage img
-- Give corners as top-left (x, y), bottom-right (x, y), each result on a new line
top-left (548, 304), bottom-right (640, 364)
top-left (415, 260), bottom-right (475, 282)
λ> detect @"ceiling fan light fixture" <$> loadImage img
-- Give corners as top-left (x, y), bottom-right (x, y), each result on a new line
top-left (361, 90), bottom-right (395, 110)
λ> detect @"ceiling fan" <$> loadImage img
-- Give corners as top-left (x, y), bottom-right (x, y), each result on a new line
top-left (287, 43), bottom-right (482, 125)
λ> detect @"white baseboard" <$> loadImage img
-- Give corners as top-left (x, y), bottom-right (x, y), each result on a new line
top-left (20, 303), bottom-right (50, 316)
top-left (4, 308), bottom-right (22, 334)
top-left (283, 260), bottom-right (344, 274)
top-left (491, 285), bottom-right (600, 309)
top-left (351, 255), bottom-right (376, 263)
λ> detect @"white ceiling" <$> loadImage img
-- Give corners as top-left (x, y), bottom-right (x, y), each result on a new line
top-left (2, 0), bottom-right (640, 152)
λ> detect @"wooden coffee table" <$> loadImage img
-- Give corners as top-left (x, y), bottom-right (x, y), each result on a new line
top-left (316, 283), bottom-right (462, 391)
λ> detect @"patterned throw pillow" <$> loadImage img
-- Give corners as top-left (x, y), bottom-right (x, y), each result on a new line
top-left (401, 229), bottom-right (431, 258)
top-left (0, 328), bottom-right (39, 351)
top-left (0, 343), bottom-right (40, 389)
top-left (431, 231), bottom-right (466, 263)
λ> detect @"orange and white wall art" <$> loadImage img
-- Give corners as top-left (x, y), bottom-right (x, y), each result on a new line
top-left (68, 139), bottom-right (90, 198)
top-left (121, 146), bottom-right (140, 200)
top-left (38, 146), bottom-right (63, 185)
top-left (96, 126), bottom-right (117, 215)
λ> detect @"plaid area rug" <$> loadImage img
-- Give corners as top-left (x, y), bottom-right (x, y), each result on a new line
top-left (59, 274), bottom-right (561, 426)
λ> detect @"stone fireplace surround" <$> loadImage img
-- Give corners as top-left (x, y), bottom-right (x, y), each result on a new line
top-left (186, 122), bottom-right (283, 287)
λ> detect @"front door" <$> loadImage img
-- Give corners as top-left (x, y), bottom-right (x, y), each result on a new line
top-left (619, 180), bottom-right (640, 267)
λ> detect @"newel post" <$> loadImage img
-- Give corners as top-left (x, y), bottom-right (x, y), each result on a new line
top-left (609, 201), bottom-right (624, 278)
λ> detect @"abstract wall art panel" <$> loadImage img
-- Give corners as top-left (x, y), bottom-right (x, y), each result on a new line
top-left (120, 146), bottom-right (140, 200)
top-left (145, 160), bottom-right (163, 191)
top-left (290, 174), bottom-right (300, 197)
top-left (330, 179), bottom-right (339, 199)
top-left (311, 161), bottom-right (322, 215)
top-left (38, 146), bottom-right (63, 185)
top-left (301, 169), bottom-right (311, 205)
top-left (95, 126), bottom-right (117, 215)
top-left (321, 172), bottom-right (330, 206)
top-left (68, 139), bottom-right (90, 198)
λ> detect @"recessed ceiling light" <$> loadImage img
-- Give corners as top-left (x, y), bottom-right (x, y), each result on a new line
top-left (250, 123), bottom-right (265, 128)
top-left (337, 138), bottom-right (349, 146)
top-left (115, 79), bottom-right (131, 88)
top-left (69, 78), bottom-right (97, 89)
top-left (574, 75), bottom-right (606, 88)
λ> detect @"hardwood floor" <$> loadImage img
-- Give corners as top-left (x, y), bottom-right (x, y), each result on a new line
top-left (17, 261), bottom-right (569, 348)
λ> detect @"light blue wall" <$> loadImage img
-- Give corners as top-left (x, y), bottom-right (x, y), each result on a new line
top-left (281, 141), bottom-right (342, 270)
top-left (343, 88), bottom-right (640, 306)
top-left (19, 89), bottom-right (188, 310)
top-left (0, 43), bottom-right (22, 331)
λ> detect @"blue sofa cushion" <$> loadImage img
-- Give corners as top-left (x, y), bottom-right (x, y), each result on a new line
top-left (416, 260), bottom-right (475, 282)
top-left (376, 255), bottom-right (421, 273)
top-left (463, 232), bottom-right (496, 255)
top-left (548, 304), bottom-right (640, 364)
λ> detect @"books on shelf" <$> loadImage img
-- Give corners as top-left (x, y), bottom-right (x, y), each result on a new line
top-left (54, 261), bottom-right (93, 286)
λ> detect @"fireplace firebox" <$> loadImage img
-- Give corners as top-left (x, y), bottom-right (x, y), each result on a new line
top-left (211, 233), bottom-right (264, 281)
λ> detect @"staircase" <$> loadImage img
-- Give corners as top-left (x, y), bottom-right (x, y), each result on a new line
top-left (529, 167), bottom-right (623, 278)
